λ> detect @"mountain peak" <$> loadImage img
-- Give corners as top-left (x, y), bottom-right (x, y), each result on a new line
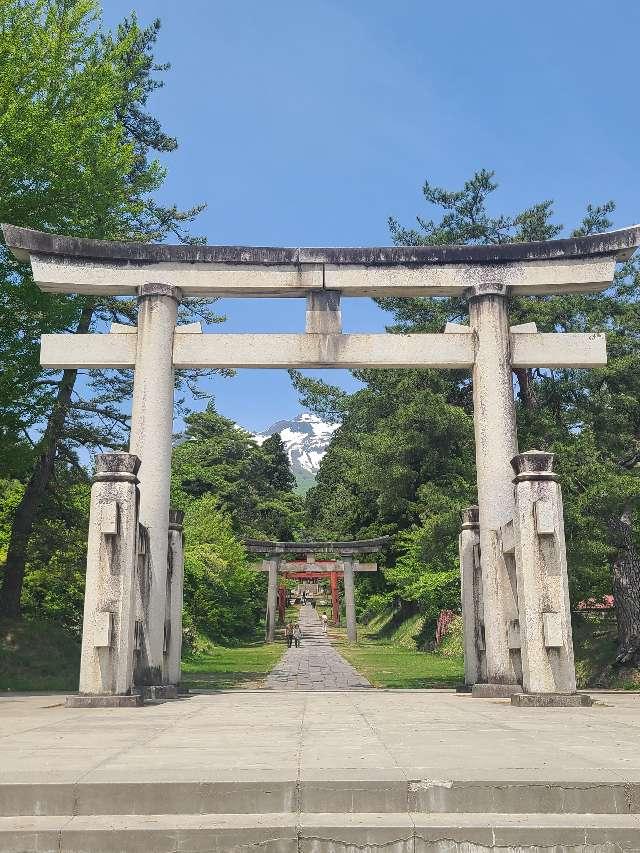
top-left (252, 412), bottom-right (339, 479)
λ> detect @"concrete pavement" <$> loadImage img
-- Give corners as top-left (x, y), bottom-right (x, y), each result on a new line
top-left (2, 690), bottom-right (640, 850)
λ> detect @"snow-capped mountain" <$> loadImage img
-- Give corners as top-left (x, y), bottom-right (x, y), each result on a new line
top-left (253, 412), bottom-right (339, 485)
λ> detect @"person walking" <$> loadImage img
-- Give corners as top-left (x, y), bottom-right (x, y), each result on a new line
top-left (321, 612), bottom-right (328, 634)
top-left (285, 622), bottom-right (294, 648)
top-left (293, 623), bottom-right (302, 648)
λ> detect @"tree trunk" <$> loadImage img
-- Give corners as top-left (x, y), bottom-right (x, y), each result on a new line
top-left (513, 368), bottom-right (538, 409)
top-left (610, 504), bottom-right (640, 667)
top-left (0, 300), bottom-right (95, 617)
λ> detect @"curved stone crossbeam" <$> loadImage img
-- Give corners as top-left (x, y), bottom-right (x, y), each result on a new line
top-left (244, 537), bottom-right (391, 555)
top-left (3, 223), bottom-right (639, 297)
top-left (3, 223), bottom-right (639, 264)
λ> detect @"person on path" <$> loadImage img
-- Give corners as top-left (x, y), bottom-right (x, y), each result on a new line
top-left (293, 624), bottom-right (302, 648)
top-left (321, 612), bottom-right (328, 634)
top-left (285, 622), bottom-right (294, 648)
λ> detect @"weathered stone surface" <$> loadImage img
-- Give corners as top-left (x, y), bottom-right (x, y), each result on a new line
top-left (459, 505), bottom-right (484, 687)
top-left (7, 222), bottom-right (640, 265)
top-left (166, 508), bottom-right (185, 686)
top-left (306, 289), bottom-right (341, 334)
top-left (341, 556), bottom-right (357, 643)
top-left (129, 285), bottom-right (179, 684)
top-left (511, 692), bottom-right (593, 707)
top-left (511, 331), bottom-right (606, 368)
top-left (264, 557), bottom-right (279, 643)
top-left (174, 331), bottom-right (477, 369)
top-left (245, 537), bottom-right (390, 555)
top-left (471, 683), bottom-right (523, 698)
top-left (6, 222), bottom-right (638, 297)
top-left (469, 292), bottom-right (522, 688)
top-left (511, 451), bottom-right (577, 694)
top-left (138, 684), bottom-right (178, 702)
top-left (75, 452), bottom-right (140, 697)
top-left (93, 453), bottom-right (140, 477)
top-left (512, 449), bottom-right (557, 477)
top-left (65, 694), bottom-right (143, 708)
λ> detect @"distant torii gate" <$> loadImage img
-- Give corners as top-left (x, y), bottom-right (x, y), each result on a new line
top-left (245, 538), bottom-right (389, 643)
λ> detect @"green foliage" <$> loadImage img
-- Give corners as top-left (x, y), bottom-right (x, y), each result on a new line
top-left (0, 617), bottom-right (80, 691)
top-left (436, 615), bottom-right (464, 658)
top-left (300, 169), bottom-right (640, 651)
top-left (0, 0), bottom-right (218, 618)
top-left (172, 405), bottom-right (304, 541)
top-left (180, 495), bottom-right (264, 645)
top-left (20, 477), bottom-right (89, 635)
top-left (336, 633), bottom-right (463, 689)
top-left (0, 470), bottom-right (89, 634)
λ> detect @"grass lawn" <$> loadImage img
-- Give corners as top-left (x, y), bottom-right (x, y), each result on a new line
top-left (0, 618), bottom-right (80, 692)
top-left (336, 637), bottom-right (464, 688)
top-left (330, 617), bottom-right (464, 689)
top-left (181, 640), bottom-right (284, 690)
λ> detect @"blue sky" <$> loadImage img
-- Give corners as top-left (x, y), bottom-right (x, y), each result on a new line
top-left (103, 0), bottom-right (640, 432)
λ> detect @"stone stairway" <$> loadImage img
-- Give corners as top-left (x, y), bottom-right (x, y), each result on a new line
top-left (2, 778), bottom-right (640, 851)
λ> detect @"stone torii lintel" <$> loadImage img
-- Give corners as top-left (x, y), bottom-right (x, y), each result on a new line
top-left (243, 537), bottom-right (392, 556)
top-left (4, 223), bottom-right (639, 297)
top-left (39, 329), bottom-right (608, 371)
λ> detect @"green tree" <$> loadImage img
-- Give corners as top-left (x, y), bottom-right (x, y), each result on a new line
top-left (171, 405), bottom-right (303, 541)
top-left (296, 170), bottom-right (640, 662)
top-left (0, 1), bottom-right (214, 616)
top-left (181, 495), bottom-right (264, 644)
top-left (260, 434), bottom-right (296, 493)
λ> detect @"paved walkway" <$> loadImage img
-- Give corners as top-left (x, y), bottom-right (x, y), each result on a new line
top-left (1, 691), bottom-right (638, 785)
top-left (265, 604), bottom-right (371, 690)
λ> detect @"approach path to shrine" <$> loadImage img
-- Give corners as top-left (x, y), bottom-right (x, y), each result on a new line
top-left (265, 604), bottom-right (371, 690)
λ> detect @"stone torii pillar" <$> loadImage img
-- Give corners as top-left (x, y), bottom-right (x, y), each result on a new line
top-left (341, 554), bottom-right (357, 643)
top-left (459, 505), bottom-right (484, 688)
top-left (67, 453), bottom-right (143, 707)
top-left (166, 509), bottom-right (185, 687)
top-left (264, 556), bottom-right (280, 643)
top-left (129, 283), bottom-right (181, 684)
top-left (330, 570), bottom-right (340, 625)
top-left (468, 283), bottom-right (521, 693)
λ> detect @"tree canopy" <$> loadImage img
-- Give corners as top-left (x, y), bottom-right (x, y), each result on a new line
top-left (296, 170), bottom-right (640, 655)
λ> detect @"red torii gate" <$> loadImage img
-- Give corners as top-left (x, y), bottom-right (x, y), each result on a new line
top-left (277, 560), bottom-right (377, 625)
top-left (245, 538), bottom-right (390, 643)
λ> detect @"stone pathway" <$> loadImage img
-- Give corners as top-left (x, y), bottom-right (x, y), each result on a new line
top-left (265, 604), bottom-right (371, 690)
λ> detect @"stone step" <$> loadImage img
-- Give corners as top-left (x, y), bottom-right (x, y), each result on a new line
top-left (1, 812), bottom-right (640, 852)
top-left (2, 779), bottom-right (639, 817)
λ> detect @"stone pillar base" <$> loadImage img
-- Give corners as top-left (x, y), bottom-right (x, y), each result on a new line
top-left (455, 683), bottom-right (473, 694)
top-left (66, 694), bottom-right (143, 708)
top-left (511, 692), bottom-right (593, 708)
top-left (138, 684), bottom-right (179, 702)
top-left (472, 683), bottom-right (523, 698)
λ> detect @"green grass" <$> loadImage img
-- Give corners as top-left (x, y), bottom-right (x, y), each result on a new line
top-left (181, 639), bottom-right (284, 690)
top-left (336, 635), bottom-right (463, 688)
top-left (331, 616), bottom-right (464, 689)
top-left (0, 618), bottom-right (80, 692)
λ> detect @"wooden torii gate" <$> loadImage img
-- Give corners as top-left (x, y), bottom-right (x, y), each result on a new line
top-left (244, 538), bottom-right (389, 643)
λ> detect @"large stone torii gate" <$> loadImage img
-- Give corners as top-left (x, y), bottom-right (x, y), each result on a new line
top-left (4, 222), bottom-right (639, 706)
top-left (244, 537), bottom-right (388, 643)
